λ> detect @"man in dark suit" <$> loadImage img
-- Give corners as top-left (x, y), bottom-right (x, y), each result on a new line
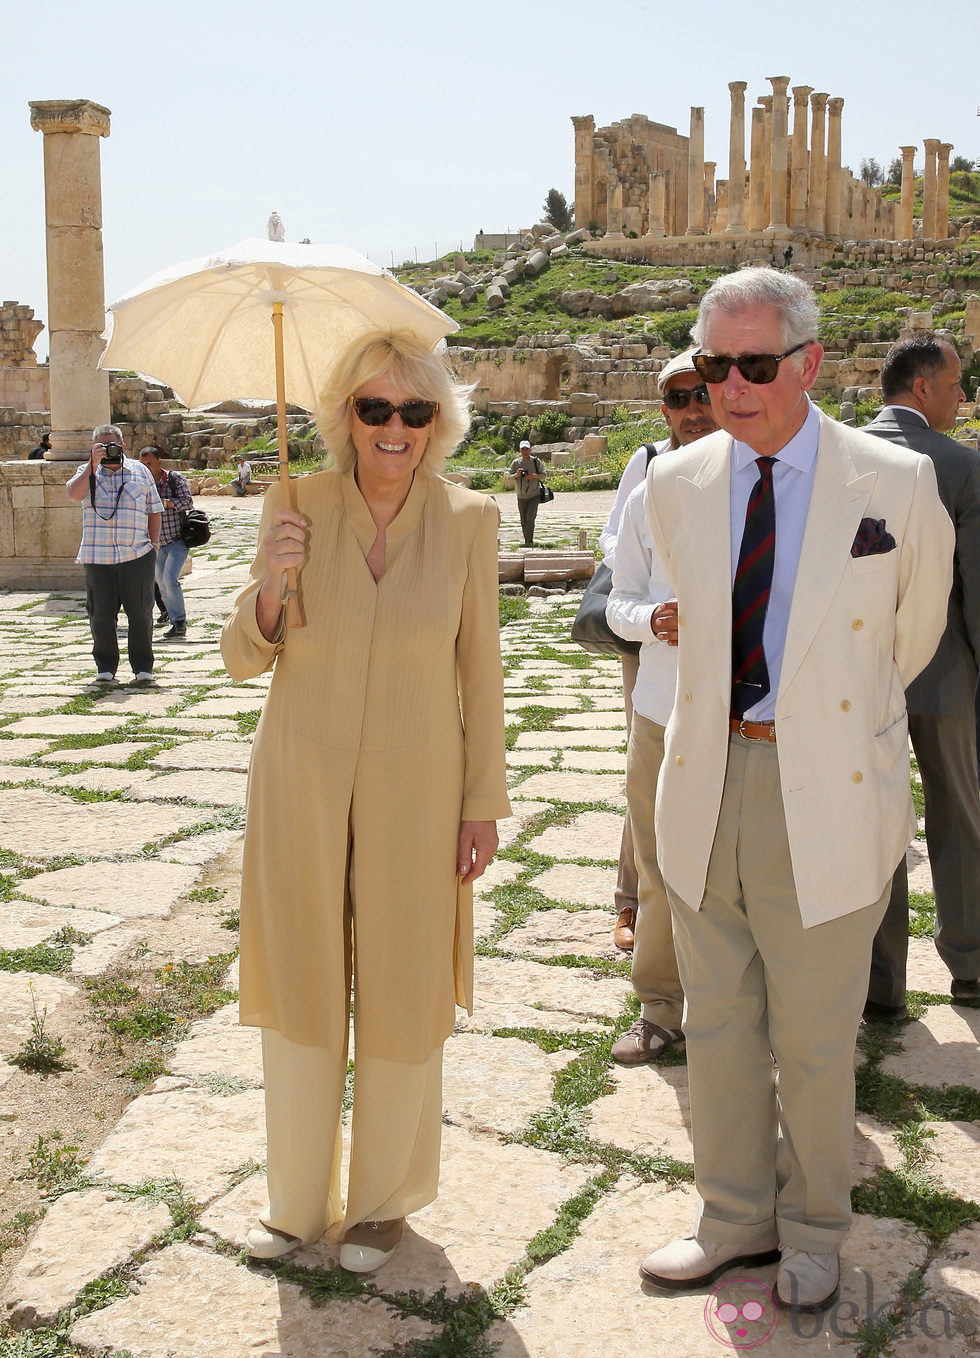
top-left (863, 333), bottom-right (980, 1013)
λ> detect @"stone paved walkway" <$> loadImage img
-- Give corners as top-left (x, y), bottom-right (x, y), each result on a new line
top-left (0, 492), bottom-right (977, 1357)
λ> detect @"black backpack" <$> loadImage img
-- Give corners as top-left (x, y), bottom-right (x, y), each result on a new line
top-left (180, 509), bottom-right (211, 548)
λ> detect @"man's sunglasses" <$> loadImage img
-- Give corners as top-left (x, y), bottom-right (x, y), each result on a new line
top-left (663, 385), bottom-right (712, 410)
top-left (349, 396), bottom-right (439, 428)
top-left (692, 341), bottom-right (810, 386)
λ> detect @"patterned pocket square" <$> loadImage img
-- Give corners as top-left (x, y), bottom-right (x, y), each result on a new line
top-left (851, 517), bottom-right (896, 557)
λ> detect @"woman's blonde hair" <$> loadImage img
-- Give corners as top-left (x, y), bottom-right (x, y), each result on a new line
top-left (316, 331), bottom-right (472, 476)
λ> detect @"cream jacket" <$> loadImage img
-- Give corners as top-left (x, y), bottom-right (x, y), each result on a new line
top-left (645, 410), bottom-right (954, 926)
top-left (221, 469), bottom-right (511, 1060)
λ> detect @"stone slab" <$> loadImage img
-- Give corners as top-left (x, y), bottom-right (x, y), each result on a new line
top-left (151, 739), bottom-right (252, 772)
top-left (169, 1003), bottom-right (262, 1086)
top-left (463, 956), bottom-right (629, 1034)
top-left (891, 1224), bottom-right (980, 1355)
top-left (140, 769), bottom-right (248, 805)
top-left (0, 739), bottom-right (52, 762)
top-left (0, 901), bottom-right (123, 949)
top-left (510, 772), bottom-right (626, 809)
top-left (0, 972), bottom-right (77, 1044)
top-left (881, 1004), bottom-right (980, 1093)
top-left (496, 802), bottom-right (552, 851)
top-left (26, 860), bottom-right (200, 920)
top-left (38, 741), bottom-right (151, 765)
top-left (52, 767), bottom-right (160, 795)
top-left (562, 749), bottom-right (627, 772)
top-left (525, 811), bottom-right (624, 862)
top-left (70, 925), bottom-right (150, 978)
top-left (2, 714), bottom-right (133, 736)
top-left (442, 1033), bottom-right (573, 1136)
top-left (556, 712), bottom-right (627, 729)
top-left (502, 909), bottom-right (621, 960)
top-left (1, 1189), bottom-right (171, 1329)
top-left (87, 1085), bottom-right (266, 1202)
top-left (905, 838), bottom-right (934, 895)
top-left (158, 829), bottom-right (243, 866)
top-left (529, 864), bottom-right (620, 908)
top-left (180, 698), bottom-right (265, 718)
top-left (69, 1241), bottom-right (435, 1358)
top-left (919, 1122), bottom-right (980, 1202)
top-left (493, 1180), bottom-right (927, 1358)
top-left (0, 788), bottom-right (203, 858)
top-left (906, 936), bottom-right (953, 996)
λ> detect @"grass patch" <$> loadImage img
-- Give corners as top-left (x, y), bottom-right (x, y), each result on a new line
top-left (0, 942), bottom-right (72, 974)
top-left (6, 985), bottom-right (71, 1076)
top-left (85, 952), bottom-right (237, 1051)
top-left (852, 1168), bottom-right (980, 1243)
top-left (20, 1134), bottom-right (89, 1195)
top-left (235, 710), bottom-right (261, 736)
top-left (188, 886), bottom-right (226, 903)
top-left (499, 595), bottom-right (531, 628)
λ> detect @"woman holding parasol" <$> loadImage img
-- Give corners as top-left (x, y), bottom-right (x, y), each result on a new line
top-left (221, 330), bottom-right (510, 1272)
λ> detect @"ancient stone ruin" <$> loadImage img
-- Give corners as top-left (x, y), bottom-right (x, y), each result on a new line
top-left (573, 81), bottom-right (955, 265)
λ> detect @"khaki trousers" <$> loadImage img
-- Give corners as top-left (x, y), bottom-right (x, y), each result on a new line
top-left (667, 734), bottom-right (889, 1254)
top-left (260, 1028), bottom-right (443, 1244)
top-left (613, 652), bottom-right (640, 916)
top-left (626, 712), bottom-right (683, 1029)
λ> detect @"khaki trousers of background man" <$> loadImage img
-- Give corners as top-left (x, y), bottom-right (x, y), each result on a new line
top-left (614, 653), bottom-right (640, 917)
top-left (667, 734), bottom-right (889, 1254)
top-left (260, 1029), bottom-right (443, 1245)
top-left (626, 712), bottom-right (683, 1030)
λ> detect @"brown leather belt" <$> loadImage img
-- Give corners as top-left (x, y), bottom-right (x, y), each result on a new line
top-left (730, 717), bottom-right (776, 743)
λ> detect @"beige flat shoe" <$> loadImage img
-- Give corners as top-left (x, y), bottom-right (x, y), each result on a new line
top-left (245, 1226), bottom-right (302, 1260)
top-left (339, 1218), bottom-right (404, 1273)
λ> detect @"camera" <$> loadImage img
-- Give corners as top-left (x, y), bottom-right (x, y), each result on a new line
top-left (101, 443), bottom-right (123, 465)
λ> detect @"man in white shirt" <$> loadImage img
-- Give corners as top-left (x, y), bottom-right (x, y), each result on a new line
top-left (600, 350), bottom-right (717, 955)
top-left (231, 455), bottom-right (252, 497)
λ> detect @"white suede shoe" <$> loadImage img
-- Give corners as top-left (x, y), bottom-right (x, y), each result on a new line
top-left (339, 1218), bottom-right (403, 1274)
top-left (640, 1233), bottom-right (779, 1290)
top-left (245, 1226), bottom-right (301, 1260)
top-left (776, 1247), bottom-right (840, 1311)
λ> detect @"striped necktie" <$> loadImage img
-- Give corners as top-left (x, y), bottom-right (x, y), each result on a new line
top-left (732, 456), bottom-right (776, 719)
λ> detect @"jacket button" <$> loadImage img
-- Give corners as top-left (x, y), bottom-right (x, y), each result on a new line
top-left (852, 771), bottom-right (863, 783)
top-left (840, 699), bottom-right (852, 711)
top-left (675, 755), bottom-right (684, 766)
top-left (852, 619), bottom-right (864, 631)
top-left (684, 692), bottom-right (692, 703)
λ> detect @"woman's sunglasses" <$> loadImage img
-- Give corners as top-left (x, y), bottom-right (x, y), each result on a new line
top-left (663, 385), bottom-right (712, 410)
top-left (692, 341), bottom-right (809, 386)
top-left (349, 396), bottom-right (439, 429)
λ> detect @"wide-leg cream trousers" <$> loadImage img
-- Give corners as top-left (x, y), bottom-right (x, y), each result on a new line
top-left (260, 1030), bottom-right (443, 1245)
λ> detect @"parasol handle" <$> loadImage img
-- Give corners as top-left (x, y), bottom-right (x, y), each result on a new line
top-left (272, 302), bottom-right (306, 628)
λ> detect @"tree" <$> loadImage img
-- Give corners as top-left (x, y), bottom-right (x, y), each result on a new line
top-left (886, 157), bottom-right (903, 187)
top-left (542, 188), bottom-right (573, 233)
top-left (859, 158), bottom-right (883, 188)
top-left (951, 154), bottom-right (974, 173)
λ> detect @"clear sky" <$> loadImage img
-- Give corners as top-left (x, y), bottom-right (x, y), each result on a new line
top-left (4, 0), bottom-right (977, 359)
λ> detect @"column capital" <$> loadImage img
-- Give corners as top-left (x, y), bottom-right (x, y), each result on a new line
top-left (810, 92), bottom-right (829, 111)
top-left (938, 142), bottom-right (953, 160)
top-left (792, 85), bottom-right (814, 107)
top-left (758, 95), bottom-right (773, 111)
top-left (767, 76), bottom-right (790, 97)
top-left (923, 138), bottom-right (941, 153)
top-left (571, 114), bottom-right (595, 134)
top-left (30, 99), bottom-right (110, 137)
top-left (728, 81), bottom-right (748, 97)
top-left (900, 145), bottom-right (917, 156)
top-left (828, 97), bottom-right (844, 116)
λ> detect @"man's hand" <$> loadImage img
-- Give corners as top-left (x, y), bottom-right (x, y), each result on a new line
top-left (651, 598), bottom-right (679, 646)
top-left (457, 820), bottom-right (498, 884)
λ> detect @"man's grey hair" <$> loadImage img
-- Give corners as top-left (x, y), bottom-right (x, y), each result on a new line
top-left (692, 267), bottom-right (820, 351)
top-left (93, 423), bottom-right (124, 444)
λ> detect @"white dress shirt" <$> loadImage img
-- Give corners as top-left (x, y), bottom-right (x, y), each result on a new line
top-left (606, 482), bottom-right (678, 726)
top-left (599, 440), bottom-right (668, 570)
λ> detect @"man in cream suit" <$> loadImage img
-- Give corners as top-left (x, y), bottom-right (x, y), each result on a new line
top-left (639, 268), bottom-right (953, 1312)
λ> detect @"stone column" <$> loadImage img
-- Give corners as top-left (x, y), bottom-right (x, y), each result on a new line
top-left (899, 145), bottom-right (916, 240)
top-left (571, 115), bottom-right (596, 230)
top-left (748, 106), bottom-right (766, 232)
top-left (704, 161), bottom-right (717, 230)
top-left (825, 97), bottom-right (844, 238)
top-left (790, 85), bottom-right (813, 230)
top-left (766, 77), bottom-right (790, 232)
top-left (686, 107), bottom-right (706, 234)
top-left (29, 99), bottom-right (111, 460)
top-left (937, 143), bottom-right (952, 240)
top-left (807, 93), bottom-right (828, 233)
top-left (646, 171), bottom-right (666, 237)
top-left (922, 139), bottom-right (940, 240)
top-left (726, 81), bottom-right (747, 233)
top-left (605, 180), bottom-right (625, 239)
top-left (759, 96), bottom-right (773, 227)
top-left (714, 180), bottom-right (729, 233)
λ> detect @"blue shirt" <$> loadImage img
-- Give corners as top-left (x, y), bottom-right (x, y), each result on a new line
top-left (729, 398), bottom-right (820, 722)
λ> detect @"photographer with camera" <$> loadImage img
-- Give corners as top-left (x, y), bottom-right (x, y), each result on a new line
top-left (67, 424), bottom-right (163, 683)
top-left (138, 445), bottom-right (193, 640)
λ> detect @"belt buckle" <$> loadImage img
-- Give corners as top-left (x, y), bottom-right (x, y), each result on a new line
top-left (737, 719), bottom-right (751, 740)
